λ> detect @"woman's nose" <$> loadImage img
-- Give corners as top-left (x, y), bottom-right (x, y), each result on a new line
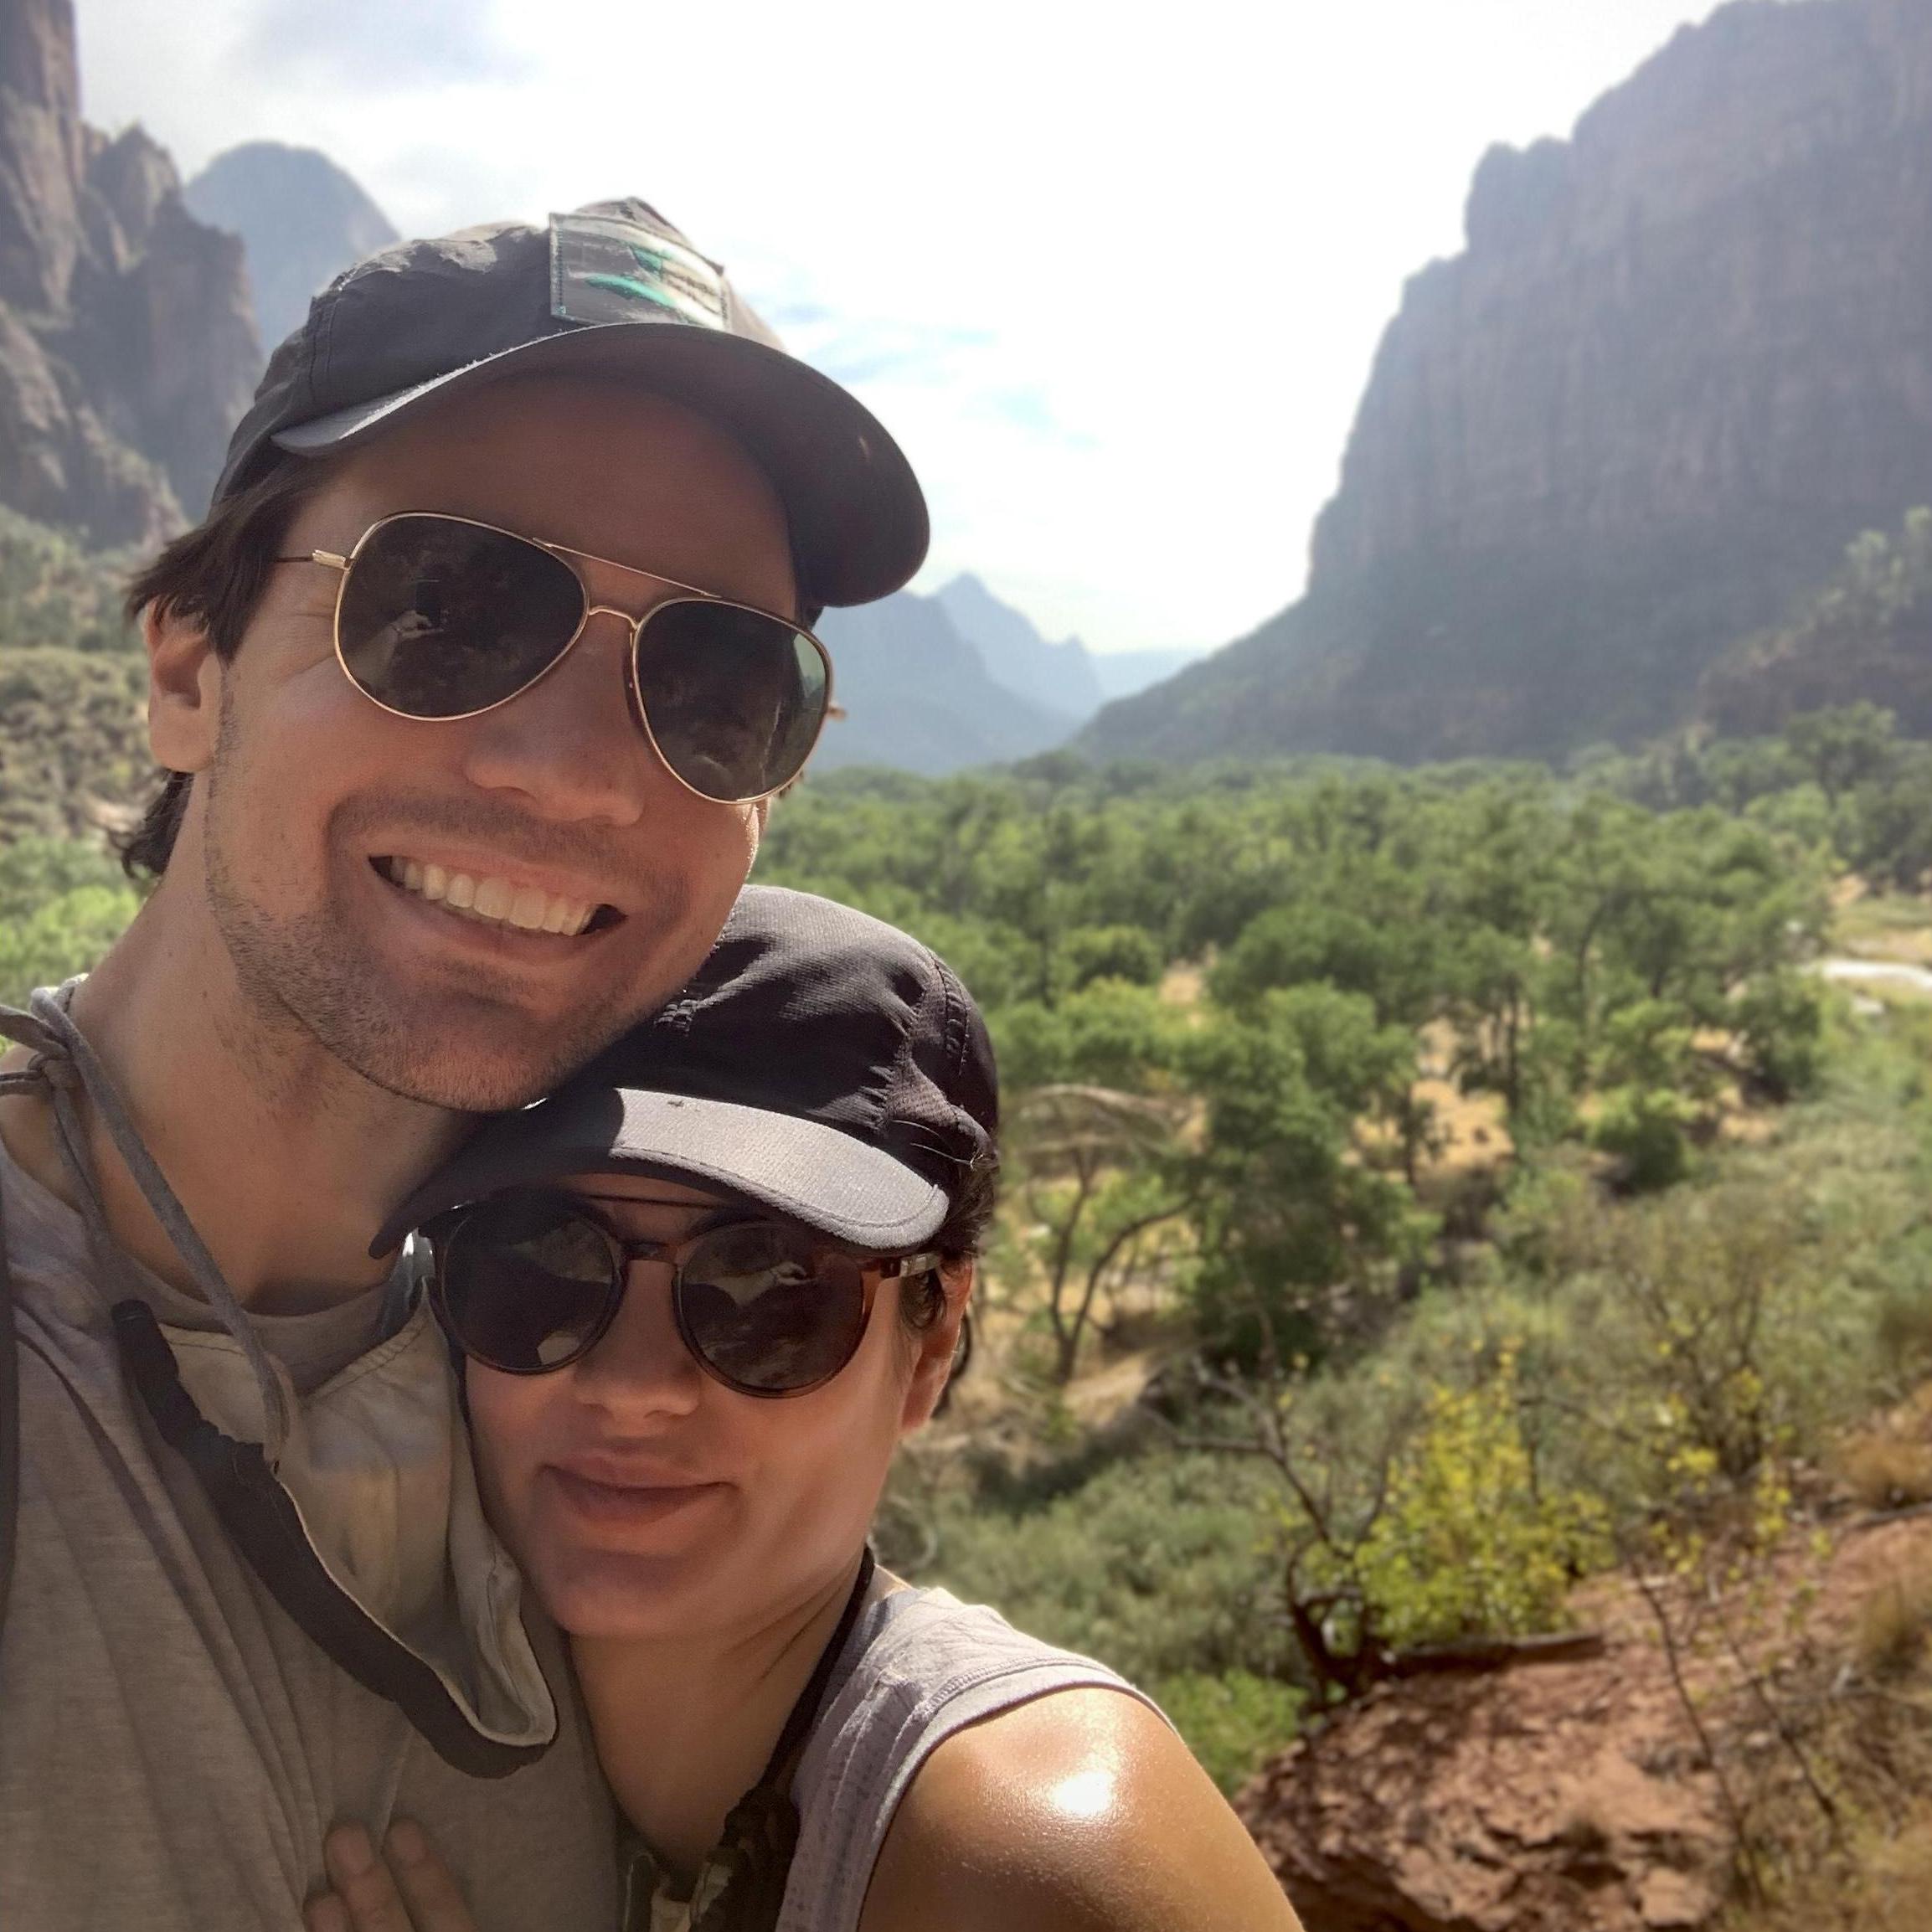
top-left (569, 1262), bottom-right (705, 1416)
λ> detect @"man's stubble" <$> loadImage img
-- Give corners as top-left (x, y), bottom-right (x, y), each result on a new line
top-left (199, 699), bottom-right (697, 1115)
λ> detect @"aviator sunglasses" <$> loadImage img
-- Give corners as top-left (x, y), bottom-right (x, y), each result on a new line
top-left (428, 1188), bottom-right (941, 1398)
top-left (278, 512), bottom-right (833, 804)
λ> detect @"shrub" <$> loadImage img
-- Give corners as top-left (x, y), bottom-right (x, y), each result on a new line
top-left (1856, 1565), bottom-right (1932, 1680)
top-left (1150, 1671), bottom-right (1303, 1795)
top-left (1838, 1435), bottom-right (1932, 1512)
top-left (914, 1449), bottom-right (1296, 1687)
top-left (1354, 1359), bottom-right (1608, 1649)
top-left (0, 839), bottom-right (141, 1004)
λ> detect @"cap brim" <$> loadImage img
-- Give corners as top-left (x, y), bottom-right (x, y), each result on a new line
top-left (273, 322), bottom-right (927, 609)
top-left (372, 1085), bottom-right (947, 1259)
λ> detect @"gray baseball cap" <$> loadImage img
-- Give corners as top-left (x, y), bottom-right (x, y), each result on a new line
top-left (214, 198), bottom-right (928, 608)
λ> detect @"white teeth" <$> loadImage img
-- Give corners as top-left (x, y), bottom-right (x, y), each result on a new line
top-left (382, 858), bottom-right (599, 937)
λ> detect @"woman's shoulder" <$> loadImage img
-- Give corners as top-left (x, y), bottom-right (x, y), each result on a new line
top-left (857, 1684), bottom-right (1305, 1932)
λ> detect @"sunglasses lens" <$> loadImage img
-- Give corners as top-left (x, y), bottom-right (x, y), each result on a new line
top-left (677, 1224), bottom-right (868, 1394)
top-left (435, 1193), bottom-right (619, 1373)
top-left (635, 602), bottom-right (829, 801)
top-left (338, 516), bottom-right (585, 719)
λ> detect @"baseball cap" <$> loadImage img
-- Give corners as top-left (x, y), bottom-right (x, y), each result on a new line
top-left (372, 886), bottom-right (999, 1256)
top-left (214, 198), bottom-right (928, 608)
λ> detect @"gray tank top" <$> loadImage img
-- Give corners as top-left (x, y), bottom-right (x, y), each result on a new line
top-left (772, 1582), bottom-right (1154, 1932)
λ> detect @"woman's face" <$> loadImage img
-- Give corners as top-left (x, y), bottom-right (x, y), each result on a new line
top-left (464, 1173), bottom-right (967, 1642)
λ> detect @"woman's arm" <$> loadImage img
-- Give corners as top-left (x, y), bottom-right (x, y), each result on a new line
top-left (858, 1687), bottom-right (1304, 1932)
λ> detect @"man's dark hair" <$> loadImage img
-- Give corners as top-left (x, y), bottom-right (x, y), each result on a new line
top-left (119, 460), bottom-right (336, 880)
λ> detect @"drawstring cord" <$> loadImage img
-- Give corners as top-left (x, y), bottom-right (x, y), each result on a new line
top-left (0, 983), bottom-right (291, 1466)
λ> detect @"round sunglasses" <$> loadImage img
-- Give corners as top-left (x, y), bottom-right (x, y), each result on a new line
top-left (277, 512), bottom-right (833, 805)
top-left (428, 1188), bottom-right (941, 1398)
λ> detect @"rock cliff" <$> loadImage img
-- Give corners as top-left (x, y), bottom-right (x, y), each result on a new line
top-left (0, 0), bottom-right (261, 545)
top-left (1084, 0), bottom-right (1932, 765)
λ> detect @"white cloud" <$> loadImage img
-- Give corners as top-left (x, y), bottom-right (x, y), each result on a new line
top-left (75, 0), bottom-right (1723, 653)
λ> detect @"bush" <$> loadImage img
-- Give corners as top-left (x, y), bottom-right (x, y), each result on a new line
top-left (1149, 1671), bottom-right (1303, 1795)
top-left (0, 880), bottom-right (142, 1006)
top-left (0, 838), bottom-right (140, 1004)
top-left (1856, 1564), bottom-right (1932, 1680)
top-left (1838, 1434), bottom-right (1932, 1512)
top-left (914, 1450), bottom-right (1297, 1687)
top-left (1355, 1360), bottom-right (1607, 1648)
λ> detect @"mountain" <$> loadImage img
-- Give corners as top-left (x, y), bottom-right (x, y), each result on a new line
top-left (1083, 0), bottom-right (1932, 766)
top-left (1090, 646), bottom-right (1207, 702)
top-left (935, 574), bottom-right (1105, 719)
top-left (0, 0), bottom-right (260, 544)
top-left (935, 573), bottom-right (1208, 719)
top-left (1695, 506), bottom-right (1932, 736)
top-left (185, 142), bottom-right (398, 352)
top-left (814, 590), bottom-right (1077, 775)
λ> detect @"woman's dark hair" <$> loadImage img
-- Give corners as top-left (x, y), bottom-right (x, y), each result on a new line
top-left (897, 1148), bottom-right (999, 1409)
top-left (119, 457), bottom-right (337, 880)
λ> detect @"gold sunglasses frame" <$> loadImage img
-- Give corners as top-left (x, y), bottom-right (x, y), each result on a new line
top-left (275, 510), bottom-right (836, 806)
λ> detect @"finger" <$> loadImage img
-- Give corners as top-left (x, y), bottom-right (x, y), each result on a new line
top-left (322, 1822), bottom-right (414, 1932)
top-left (304, 1896), bottom-right (353, 1932)
top-left (385, 1820), bottom-right (480, 1932)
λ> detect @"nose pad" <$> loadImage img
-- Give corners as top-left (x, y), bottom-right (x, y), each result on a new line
top-left (455, 610), bottom-right (654, 822)
top-left (571, 1264), bottom-right (705, 1414)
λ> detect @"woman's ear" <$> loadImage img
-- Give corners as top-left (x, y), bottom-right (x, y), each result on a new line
top-left (899, 1259), bottom-right (973, 1435)
top-left (144, 599), bottom-right (224, 775)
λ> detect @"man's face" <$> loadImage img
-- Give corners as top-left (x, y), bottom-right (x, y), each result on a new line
top-left (163, 378), bottom-right (793, 1111)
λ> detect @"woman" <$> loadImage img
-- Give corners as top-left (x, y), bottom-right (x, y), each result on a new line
top-left (310, 887), bottom-right (1301, 1932)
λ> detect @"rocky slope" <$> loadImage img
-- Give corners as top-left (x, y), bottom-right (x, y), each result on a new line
top-left (1239, 1510), bottom-right (1932, 1931)
top-left (1085, 0), bottom-right (1932, 765)
top-left (0, 0), bottom-right (260, 545)
top-left (185, 142), bottom-right (396, 352)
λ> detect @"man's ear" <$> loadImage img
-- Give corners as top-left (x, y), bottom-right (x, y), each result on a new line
top-left (143, 600), bottom-right (224, 775)
top-left (900, 1259), bottom-right (973, 1434)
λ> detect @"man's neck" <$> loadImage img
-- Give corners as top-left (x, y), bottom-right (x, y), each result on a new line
top-left (0, 893), bottom-right (466, 1313)
top-left (573, 1553), bottom-right (870, 1883)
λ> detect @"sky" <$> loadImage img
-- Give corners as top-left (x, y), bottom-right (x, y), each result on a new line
top-left (76, 0), bottom-right (1728, 657)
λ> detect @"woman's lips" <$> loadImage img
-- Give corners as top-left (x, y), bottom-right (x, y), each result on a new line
top-left (544, 1464), bottom-right (729, 1531)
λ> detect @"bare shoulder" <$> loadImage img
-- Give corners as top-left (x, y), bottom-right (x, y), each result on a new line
top-left (857, 1686), bottom-right (1304, 1932)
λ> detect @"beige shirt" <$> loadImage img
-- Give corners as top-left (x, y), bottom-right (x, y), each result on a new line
top-left (0, 1140), bottom-right (619, 1930)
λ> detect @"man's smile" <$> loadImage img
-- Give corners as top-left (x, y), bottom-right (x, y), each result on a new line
top-left (371, 855), bottom-right (623, 939)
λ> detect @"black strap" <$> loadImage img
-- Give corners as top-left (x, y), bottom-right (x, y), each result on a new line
top-left (625, 1548), bottom-right (878, 1932)
top-left (760, 1545), bottom-right (877, 1785)
top-left (112, 1298), bottom-right (549, 1780)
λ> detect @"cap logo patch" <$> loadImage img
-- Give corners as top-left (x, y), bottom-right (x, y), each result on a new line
top-left (550, 209), bottom-right (728, 331)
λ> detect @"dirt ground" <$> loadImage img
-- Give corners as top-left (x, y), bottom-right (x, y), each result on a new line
top-left (1237, 1493), bottom-right (1932, 1931)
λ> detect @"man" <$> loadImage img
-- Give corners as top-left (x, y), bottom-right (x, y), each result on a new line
top-left (0, 197), bottom-right (925, 1929)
